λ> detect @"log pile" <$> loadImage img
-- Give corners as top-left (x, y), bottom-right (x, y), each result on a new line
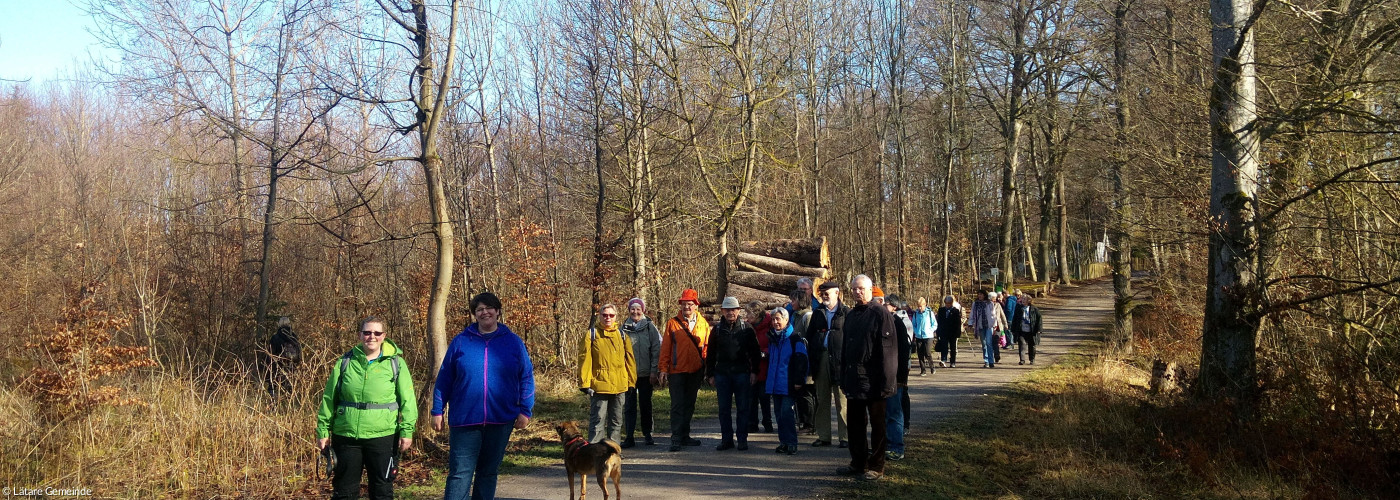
top-left (724, 237), bottom-right (831, 309)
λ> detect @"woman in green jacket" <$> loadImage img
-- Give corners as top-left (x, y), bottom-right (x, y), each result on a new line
top-left (316, 317), bottom-right (418, 500)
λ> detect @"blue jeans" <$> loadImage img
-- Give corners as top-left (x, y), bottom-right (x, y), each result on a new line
top-left (885, 387), bottom-right (907, 454)
top-left (444, 424), bottom-right (514, 500)
top-left (714, 372), bottom-right (751, 444)
top-left (980, 327), bottom-right (998, 365)
top-left (774, 394), bottom-right (797, 446)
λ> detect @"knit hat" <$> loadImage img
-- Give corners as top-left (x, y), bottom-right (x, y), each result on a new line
top-left (678, 289), bottom-right (700, 304)
top-left (872, 286), bottom-right (885, 298)
top-left (627, 297), bottom-right (646, 311)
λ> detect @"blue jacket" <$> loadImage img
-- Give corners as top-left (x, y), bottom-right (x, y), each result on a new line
top-left (764, 324), bottom-right (808, 396)
top-left (911, 308), bottom-right (935, 339)
top-left (432, 323), bottom-right (536, 427)
top-left (1004, 296), bottom-right (1019, 323)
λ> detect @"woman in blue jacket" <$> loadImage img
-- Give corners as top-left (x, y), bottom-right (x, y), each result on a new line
top-left (764, 307), bottom-right (808, 455)
top-left (432, 292), bottom-right (536, 500)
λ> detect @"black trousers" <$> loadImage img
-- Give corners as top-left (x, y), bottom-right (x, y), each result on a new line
top-left (1017, 334), bottom-right (1038, 364)
top-left (796, 384), bottom-right (815, 428)
top-left (331, 434), bottom-right (396, 500)
top-left (901, 388), bottom-right (910, 430)
top-left (624, 376), bottom-right (655, 440)
top-left (746, 379), bottom-right (772, 429)
top-left (915, 339), bottom-right (934, 371)
top-left (668, 371), bottom-right (703, 443)
top-left (846, 397), bottom-right (888, 473)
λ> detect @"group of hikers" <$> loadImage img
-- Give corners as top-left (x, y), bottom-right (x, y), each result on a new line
top-left (314, 277), bottom-right (1044, 499)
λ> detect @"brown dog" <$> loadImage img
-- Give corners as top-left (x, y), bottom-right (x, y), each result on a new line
top-left (555, 421), bottom-right (622, 500)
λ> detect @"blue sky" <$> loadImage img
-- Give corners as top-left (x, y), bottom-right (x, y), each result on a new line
top-left (0, 0), bottom-right (113, 83)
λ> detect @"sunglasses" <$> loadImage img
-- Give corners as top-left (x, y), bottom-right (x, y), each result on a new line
top-left (361, 330), bottom-right (385, 337)
top-left (600, 313), bottom-right (617, 318)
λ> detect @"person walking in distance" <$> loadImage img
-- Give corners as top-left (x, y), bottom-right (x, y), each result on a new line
top-left (911, 297), bottom-right (936, 376)
top-left (621, 298), bottom-right (661, 448)
top-left (968, 290), bottom-right (1007, 368)
top-left (935, 296), bottom-right (963, 367)
top-left (1011, 295), bottom-right (1043, 365)
top-left (659, 289), bottom-right (711, 452)
top-left (579, 304), bottom-right (636, 443)
top-left (707, 297), bottom-right (763, 451)
top-left (806, 280), bottom-right (849, 448)
top-left (836, 274), bottom-right (898, 481)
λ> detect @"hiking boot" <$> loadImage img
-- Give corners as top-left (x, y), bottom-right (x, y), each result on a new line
top-left (620, 438), bottom-right (636, 449)
top-left (784, 445), bottom-right (798, 455)
top-left (835, 465), bottom-right (860, 476)
top-left (886, 451), bottom-right (904, 461)
top-left (1018, 360), bottom-right (1025, 365)
top-left (716, 442), bottom-right (735, 451)
top-left (669, 444), bottom-right (682, 452)
top-left (764, 423), bottom-right (774, 433)
top-left (737, 442), bottom-right (748, 451)
top-left (644, 436), bottom-right (655, 446)
top-left (811, 439), bottom-right (831, 447)
top-left (860, 470), bottom-right (884, 481)
top-left (775, 445), bottom-right (787, 453)
top-left (684, 438), bottom-right (702, 446)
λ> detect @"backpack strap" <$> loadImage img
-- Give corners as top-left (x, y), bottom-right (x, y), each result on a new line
top-left (332, 350), bottom-right (402, 413)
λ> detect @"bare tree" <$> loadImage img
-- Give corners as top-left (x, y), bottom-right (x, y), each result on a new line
top-left (1198, 0), bottom-right (1260, 410)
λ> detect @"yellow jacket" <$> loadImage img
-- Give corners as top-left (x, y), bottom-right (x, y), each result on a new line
top-left (579, 324), bottom-right (637, 395)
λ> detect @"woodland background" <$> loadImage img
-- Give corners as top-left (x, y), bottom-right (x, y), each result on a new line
top-left (0, 0), bottom-right (1397, 496)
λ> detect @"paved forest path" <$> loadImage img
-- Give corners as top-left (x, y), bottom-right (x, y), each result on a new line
top-left (495, 279), bottom-right (1115, 500)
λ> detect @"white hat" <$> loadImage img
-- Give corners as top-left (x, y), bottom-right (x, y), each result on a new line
top-left (720, 296), bottom-right (741, 309)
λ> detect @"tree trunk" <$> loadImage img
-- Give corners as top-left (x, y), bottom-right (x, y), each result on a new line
top-left (1056, 169), bottom-right (1072, 284)
top-left (725, 283), bottom-right (789, 310)
top-left (1018, 189), bottom-right (1037, 283)
top-left (408, 0), bottom-right (460, 432)
top-left (735, 252), bottom-right (831, 278)
top-left (738, 238), bottom-right (829, 267)
top-left (730, 271), bottom-right (821, 294)
top-left (1198, 0), bottom-right (1261, 414)
top-left (1111, 0), bottom-right (1134, 352)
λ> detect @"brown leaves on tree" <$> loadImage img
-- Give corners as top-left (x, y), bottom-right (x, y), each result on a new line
top-left (22, 282), bottom-right (156, 421)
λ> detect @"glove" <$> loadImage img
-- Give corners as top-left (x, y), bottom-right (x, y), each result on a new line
top-left (580, 388), bottom-right (595, 397)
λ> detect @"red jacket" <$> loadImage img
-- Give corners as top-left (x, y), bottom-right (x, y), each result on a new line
top-left (751, 313), bottom-right (772, 381)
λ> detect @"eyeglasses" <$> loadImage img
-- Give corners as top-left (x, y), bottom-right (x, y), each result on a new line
top-left (601, 313), bottom-right (617, 318)
top-left (361, 330), bottom-right (385, 337)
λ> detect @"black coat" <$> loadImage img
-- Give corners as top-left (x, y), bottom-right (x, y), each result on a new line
top-left (706, 319), bottom-right (762, 377)
top-left (1010, 304), bottom-right (1043, 343)
top-left (269, 326), bottom-right (302, 363)
top-left (838, 302), bottom-right (897, 400)
top-left (805, 302), bottom-right (849, 367)
top-left (935, 306), bottom-right (962, 339)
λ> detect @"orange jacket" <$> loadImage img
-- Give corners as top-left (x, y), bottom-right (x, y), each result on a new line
top-left (659, 313), bottom-right (711, 374)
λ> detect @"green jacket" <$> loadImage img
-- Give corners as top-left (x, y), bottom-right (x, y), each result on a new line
top-left (315, 339), bottom-right (418, 439)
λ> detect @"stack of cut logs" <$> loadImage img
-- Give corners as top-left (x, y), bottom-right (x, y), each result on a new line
top-left (725, 237), bottom-right (831, 309)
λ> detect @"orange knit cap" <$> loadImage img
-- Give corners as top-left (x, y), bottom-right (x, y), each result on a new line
top-left (872, 286), bottom-right (885, 298)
